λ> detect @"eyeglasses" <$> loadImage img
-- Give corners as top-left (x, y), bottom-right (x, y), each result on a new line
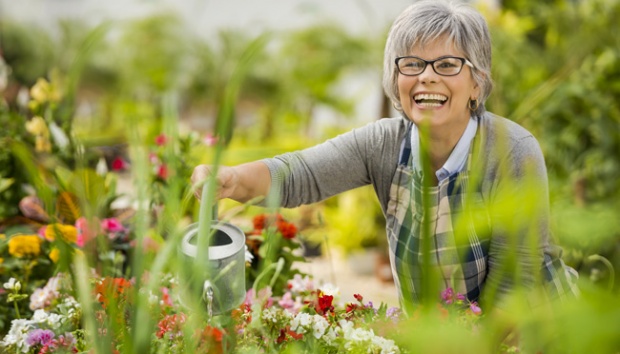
top-left (395, 56), bottom-right (474, 76)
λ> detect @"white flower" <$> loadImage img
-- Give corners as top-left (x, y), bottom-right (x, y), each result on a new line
top-left (311, 315), bottom-right (329, 339)
top-left (244, 245), bottom-right (254, 263)
top-left (29, 289), bottom-right (47, 311)
top-left (261, 307), bottom-right (279, 323)
top-left (49, 121), bottom-right (69, 149)
top-left (1, 318), bottom-right (35, 352)
top-left (319, 283), bottom-right (340, 297)
top-left (288, 274), bottom-right (314, 294)
top-left (290, 312), bottom-right (313, 333)
top-left (96, 157), bottom-right (109, 176)
top-left (3, 278), bottom-right (21, 291)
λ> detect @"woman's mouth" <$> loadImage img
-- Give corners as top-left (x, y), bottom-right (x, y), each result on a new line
top-left (414, 93), bottom-right (448, 108)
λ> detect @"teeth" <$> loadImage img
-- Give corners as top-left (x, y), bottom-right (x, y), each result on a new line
top-left (418, 102), bottom-right (443, 107)
top-left (414, 93), bottom-right (448, 101)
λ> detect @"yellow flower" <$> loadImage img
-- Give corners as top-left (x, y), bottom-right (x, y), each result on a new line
top-left (29, 73), bottom-right (63, 106)
top-left (35, 136), bottom-right (52, 153)
top-left (25, 116), bottom-right (49, 137)
top-left (45, 224), bottom-right (78, 244)
top-left (8, 235), bottom-right (42, 258)
top-left (49, 248), bottom-right (60, 263)
top-left (30, 78), bottom-right (51, 103)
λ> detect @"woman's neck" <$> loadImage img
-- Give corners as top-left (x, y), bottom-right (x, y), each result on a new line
top-left (419, 119), bottom-right (469, 173)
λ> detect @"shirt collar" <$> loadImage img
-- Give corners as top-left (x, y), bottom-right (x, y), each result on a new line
top-left (410, 117), bottom-right (478, 182)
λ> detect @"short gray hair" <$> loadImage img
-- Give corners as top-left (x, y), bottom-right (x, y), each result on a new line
top-left (382, 0), bottom-right (493, 116)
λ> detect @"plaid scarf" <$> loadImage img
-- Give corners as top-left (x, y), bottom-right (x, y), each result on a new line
top-left (386, 120), bottom-right (578, 311)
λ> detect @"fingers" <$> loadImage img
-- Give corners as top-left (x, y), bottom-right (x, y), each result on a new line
top-left (191, 164), bottom-right (212, 200)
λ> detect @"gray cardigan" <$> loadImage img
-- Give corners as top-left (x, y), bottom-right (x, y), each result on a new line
top-left (263, 112), bottom-right (576, 303)
top-left (263, 112), bottom-right (547, 217)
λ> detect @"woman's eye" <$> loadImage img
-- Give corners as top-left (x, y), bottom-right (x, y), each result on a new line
top-left (437, 60), bottom-right (458, 68)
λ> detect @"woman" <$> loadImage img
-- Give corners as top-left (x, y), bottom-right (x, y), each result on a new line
top-left (192, 0), bottom-right (578, 310)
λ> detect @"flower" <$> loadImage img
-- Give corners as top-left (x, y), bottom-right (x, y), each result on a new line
top-left (101, 218), bottom-right (125, 233)
top-left (25, 116), bottom-right (52, 153)
top-left (75, 217), bottom-right (100, 247)
top-left (26, 328), bottom-right (55, 347)
top-left (111, 157), bottom-right (129, 171)
top-left (94, 277), bottom-right (133, 308)
top-left (155, 134), bottom-right (168, 146)
top-left (156, 313), bottom-right (186, 339)
top-left (8, 234), bottom-right (42, 258)
top-left (44, 223), bottom-right (78, 243)
top-left (4, 278), bottom-right (21, 291)
top-left (276, 220), bottom-right (297, 239)
top-left (48, 248), bottom-right (60, 263)
top-left (157, 164), bottom-right (168, 180)
top-left (469, 302), bottom-right (482, 316)
top-left (203, 133), bottom-right (217, 146)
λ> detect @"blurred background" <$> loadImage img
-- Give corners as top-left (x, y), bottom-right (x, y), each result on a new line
top-left (1, 0), bottom-right (619, 305)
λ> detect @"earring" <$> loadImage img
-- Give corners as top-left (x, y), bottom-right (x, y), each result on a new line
top-left (468, 98), bottom-right (479, 112)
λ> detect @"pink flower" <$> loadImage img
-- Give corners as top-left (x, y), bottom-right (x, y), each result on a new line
top-left (155, 134), bottom-right (168, 146)
top-left (441, 287), bottom-right (455, 304)
top-left (26, 329), bottom-right (55, 346)
top-left (203, 133), bottom-right (217, 146)
top-left (101, 218), bottom-right (125, 233)
top-left (470, 302), bottom-right (482, 315)
top-left (149, 152), bottom-right (160, 164)
top-left (75, 217), bottom-right (100, 247)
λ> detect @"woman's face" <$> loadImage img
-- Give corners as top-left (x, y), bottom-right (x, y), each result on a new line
top-left (397, 38), bottom-right (480, 134)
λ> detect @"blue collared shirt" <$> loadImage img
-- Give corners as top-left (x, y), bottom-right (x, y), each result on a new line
top-left (410, 117), bottom-right (478, 183)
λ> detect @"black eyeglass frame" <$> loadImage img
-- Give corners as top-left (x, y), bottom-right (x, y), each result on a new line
top-left (394, 56), bottom-right (475, 77)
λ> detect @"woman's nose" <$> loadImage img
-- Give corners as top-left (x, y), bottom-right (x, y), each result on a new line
top-left (418, 64), bottom-right (439, 83)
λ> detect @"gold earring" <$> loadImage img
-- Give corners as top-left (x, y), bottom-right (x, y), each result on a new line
top-left (468, 98), bottom-right (479, 112)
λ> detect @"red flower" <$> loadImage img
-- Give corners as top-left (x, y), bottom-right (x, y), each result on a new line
top-left (316, 293), bottom-right (334, 315)
top-left (155, 134), bottom-right (168, 146)
top-left (252, 214), bottom-right (267, 230)
top-left (345, 303), bottom-right (358, 313)
top-left (276, 327), bottom-right (304, 344)
top-left (157, 313), bottom-right (187, 339)
top-left (157, 164), bottom-right (168, 180)
top-left (354, 294), bottom-right (363, 302)
top-left (194, 325), bottom-right (225, 354)
top-left (276, 221), bottom-right (297, 239)
top-left (111, 157), bottom-right (128, 171)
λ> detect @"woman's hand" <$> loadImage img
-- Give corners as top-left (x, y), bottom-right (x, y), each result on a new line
top-left (191, 165), bottom-right (238, 200)
top-left (191, 162), bottom-right (271, 203)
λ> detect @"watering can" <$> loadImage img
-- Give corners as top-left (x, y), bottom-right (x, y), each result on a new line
top-left (178, 187), bottom-right (246, 315)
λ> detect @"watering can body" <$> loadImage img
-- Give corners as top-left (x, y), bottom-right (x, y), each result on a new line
top-left (179, 222), bottom-right (246, 315)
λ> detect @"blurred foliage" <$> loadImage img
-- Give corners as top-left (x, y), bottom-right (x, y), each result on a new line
top-left (487, 0), bottom-right (620, 289)
top-left (0, 0), bottom-right (619, 280)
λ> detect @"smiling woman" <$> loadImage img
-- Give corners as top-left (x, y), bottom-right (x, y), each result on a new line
top-left (192, 0), bottom-right (578, 314)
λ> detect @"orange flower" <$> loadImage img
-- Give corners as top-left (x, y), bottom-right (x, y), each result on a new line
top-left (94, 277), bottom-right (133, 308)
top-left (8, 234), bottom-right (42, 258)
top-left (44, 223), bottom-right (78, 244)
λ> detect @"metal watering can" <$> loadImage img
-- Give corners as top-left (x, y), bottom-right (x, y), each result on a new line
top-left (178, 184), bottom-right (246, 316)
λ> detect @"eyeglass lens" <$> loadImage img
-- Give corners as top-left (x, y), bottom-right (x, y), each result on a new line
top-left (397, 57), bottom-right (465, 76)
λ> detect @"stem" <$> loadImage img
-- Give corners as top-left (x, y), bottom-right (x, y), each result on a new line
top-left (13, 294), bottom-right (21, 319)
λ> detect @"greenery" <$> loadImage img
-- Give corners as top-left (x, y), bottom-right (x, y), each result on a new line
top-left (0, 0), bottom-right (618, 352)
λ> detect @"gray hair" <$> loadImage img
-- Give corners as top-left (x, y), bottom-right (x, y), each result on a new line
top-left (382, 0), bottom-right (493, 116)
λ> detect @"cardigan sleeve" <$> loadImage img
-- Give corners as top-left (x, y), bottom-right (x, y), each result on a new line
top-left (261, 118), bottom-right (406, 210)
top-left (481, 123), bottom-right (578, 307)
